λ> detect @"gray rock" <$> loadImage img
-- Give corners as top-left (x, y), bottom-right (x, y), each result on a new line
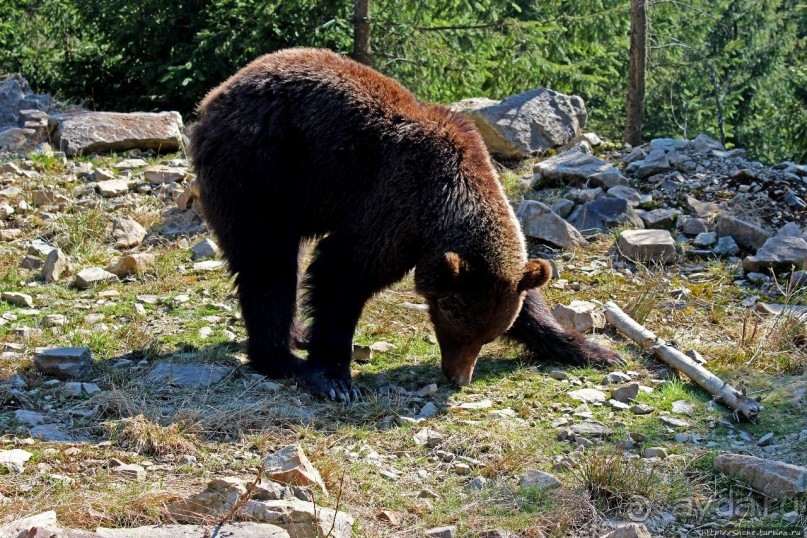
top-left (746, 272), bottom-right (769, 285)
top-left (96, 179), bottom-right (135, 198)
top-left (552, 300), bottom-right (605, 333)
top-left (659, 416), bottom-right (689, 429)
top-left (622, 147), bottom-right (646, 163)
top-left (41, 248), bottom-right (69, 282)
top-left (533, 149), bottom-right (626, 188)
top-left (34, 347), bottom-right (93, 379)
top-left (618, 229), bottom-right (676, 263)
top-left (28, 239), bottom-right (57, 257)
top-left (693, 232), bottom-right (717, 247)
top-left (146, 362), bottom-right (232, 387)
top-left (0, 74), bottom-right (53, 127)
top-left (550, 199), bottom-right (575, 219)
top-left (0, 448), bottom-right (33, 473)
top-left (144, 165), bottom-right (189, 184)
top-left (635, 149), bottom-right (670, 179)
top-left (680, 216), bottom-right (710, 235)
top-left (571, 420), bottom-right (612, 437)
top-left (713, 236), bottom-right (740, 256)
top-left (62, 381), bottom-right (84, 398)
top-left (0, 511), bottom-right (59, 538)
top-left (465, 476), bottom-right (488, 490)
top-left (1, 291), bottom-right (33, 307)
top-left (640, 208), bottom-right (680, 230)
top-left (96, 523), bottom-right (289, 538)
top-left (649, 138), bottom-right (689, 152)
top-left (517, 200), bottom-right (586, 249)
top-left (112, 463), bottom-right (146, 481)
top-left (757, 432), bottom-right (775, 447)
top-left (685, 196), bottom-right (722, 218)
top-left (791, 270), bottom-right (807, 288)
top-left (75, 267), bottom-right (118, 289)
top-left (450, 89), bottom-right (586, 158)
top-left (783, 191), bottom-right (807, 210)
top-left (713, 453), bottom-right (807, 499)
top-left (742, 236), bottom-right (807, 272)
top-left (424, 526), bottom-right (457, 538)
top-left (671, 400), bottom-right (694, 415)
top-left (716, 216), bottom-right (772, 250)
top-left (566, 187), bottom-right (602, 203)
top-left (631, 404), bottom-right (654, 415)
top-left (610, 383), bottom-right (640, 403)
top-left (690, 133), bottom-right (724, 153)
top-left (548, 370), bottom-right (568, 380)
top-left (0, 127), bottom-right (36, 152)
top-left (568, 388), bottom-right (607, 403)
top-left (643, 447), bottom-right (668, 459)
top-left (15, 410), bottom-right (48, 427)
top-left (603, 372), bottom-right (631, 385)
top-left (601, 523), bottom-right (652, 538)
top-left (418, 402), bottom-right (439, 419)
top-left (413, 428), bottom-right (445, 448)
top-left (30, 423), bottom-right (73, 442)
top-left (569, 196), bottom-right (644, 233)
top-left (778, 222), bottom-right (803, 237)
top-left (107, 253), bottom-right (154, 277)
top-left (244, 498), bottom-right (354, 538)
top-left (190, 238), bottom-right (220, 260)
top-left (49, 111), bottom-right (183, 156)
top-left (112, 217), bottom-right (147, 249)
top-left (517, 470), bottom-right (561, 490)
top-left (607, 185), bottom-right (641, 206)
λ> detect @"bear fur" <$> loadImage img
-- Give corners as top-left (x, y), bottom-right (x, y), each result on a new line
top-left (191, 48), bottom-right (621, 400)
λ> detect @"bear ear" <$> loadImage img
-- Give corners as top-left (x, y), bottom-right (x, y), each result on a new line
top-left (517, 259), bottom-right (551, 291)
top-left (439, 252), bottom-right (467, 285)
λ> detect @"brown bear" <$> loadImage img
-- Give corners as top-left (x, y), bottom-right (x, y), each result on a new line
top-left (191, 48), bottom-right (622, 401)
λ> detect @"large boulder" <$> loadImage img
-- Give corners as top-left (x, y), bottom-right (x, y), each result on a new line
top-left (49, 111), bottom-right (184, 156)
top-left (716, 216), bottom-right (772, 250)
top-left (533, 149), bottom-right (626, 188)
top-left (0, 74), bottom-right (54, 128)
top-left (517, 200), bottom-right (586, 249)
top-left (450, 89), bottom-right (587, 158)
top-left (714, 454), bottom-right (807, 499)
top-left (742, 236), bottom-right (807, 272)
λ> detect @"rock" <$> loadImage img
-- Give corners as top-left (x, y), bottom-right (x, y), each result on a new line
top-left (607, 185), bottom-right (642, 206)
top-left (548, 369), bottom-right (569, 380)
top-left (571, 420), bottom-right (612, 437)
top-left (640, 208), bottom-right (679, 230)
top-left (62, 381), bottom-right (84, 398)
top-left (552, 300), bottom-right (605, 333)
top-left (643, 447), bottom-right (668, 459)
top-left (144, 165), bottom-right (189, 184)
top-left (417, 383), bottom-right (438, 397)
top-left (190, 238), bottom-right (220, 260)
top-left (15, 410), bottom-right (48, 427)
top-left (635, 149), bottom-right (670, 179)
top-left (671, 400), bottom-right (694, 415)
top-left (783, 190), bottom-right (807, 210)
top-left (34, 347), bottom-right (93, 379)
top-left (113, 158), bottom-right (148, 170)
top-left (568, 388), bottom-right (607, 403)
top-left (517, 200), bottom-right (586, 249)
top-left (714, 454), bottom-right (807, 499)
top-left (517, 470), bottom-right (561, 491)
top-left (95, 523), bottom-right (289, 538)
top-left (424, 526), bottom-right (457, 538)
top-left (601, 523), bottom-right (652, 538)
top-left (685, 196), bottom-right (722, 219)
top-left (604, 372), bottom-right (631, 384)
top-left (146, 362), bottom-right (232, 387)
top-left (713, 235), bottom-right (740, 256)
top-left (193, 260), bottom-right (224, 272)
top-left (28, 239), bottom-right (56, 257)
top-left (465, 476), bottom-right (487, 490)
top-left (610, 383), bottom-right (640, 403)
top-left (0, 448), bottom-right (33, 472)
top-left (107, 253), bottom-right (155, 277)
top-left (0, 127), bottom-right (36, 151)
top-left (41, 248), bottom-right (69, 282)
top-left (75, 267), bottom-right (117, 289)
top-left (351, 345), bottom-right (372, 363)
top-left (622, 147), bottom-right (646, 163)
top-left (413, 428), bottom-right (445, 448)
top-left (691, 133), bottom-right (724, 153)
top-left (693, 232), bottom-right (717, 247)
top-left (716, 216), bottom-right (772, 250)
top-left (649, 138), bottom-right (689, 152)
top-left (630, 404), bottom-right (654, 415)
top-left (112, 463), bottom-right (146, 481)
top-left (0, 202), bottom-right (14, 219)
top-left (569, 196), bottom-right (644, 233)
top-left (0, 511), bottom-right (59, 538)
top-left (617, 229), bottom-right (676, 263)
top-left (608, 399), bottom-right (630, 410)
top-left (550, 199), bottom-right (575, 219)
top-left (680, 216), bottom-right (710, 235)
top-left (245, 498), bottom-right (353, 537)
top-left (2, 291), bottom-right (33, 307)
top-left (791, 270), bottom-right (807, 288)
top-left (533, 149), bottom-right (626, 188)
top-left (742, 236), bottom-right (807, 272)
top-left (30, 424), bottom-right (72, 442)
top-left (757, 432), bottom-right (775, 446)
top-left (778, 222), bottom-right (803, 237)
top-left (659, 416), bottom-right (689, 429)
top-left (0, 228), bottom-right (22, 241)
top-left (49, 111), bottom-right (183, 156)
top-left (418, 402), bottom-right (439, 418)
top-left (112, 217), bottom-right (147, 249)
top-left (96, 179), bottom-right (135, 198)
top-left (263, 445), bottom-right (327, 494)
top-left (450, 89), bottom-right (586, 158)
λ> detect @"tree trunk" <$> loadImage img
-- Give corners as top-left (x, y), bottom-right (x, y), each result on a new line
top-left (624, 0), bottom-right (648, 147)
top-left (352, 0), bottom-right (372, 66)
top-left (710, 68), bottom-right (727, 146)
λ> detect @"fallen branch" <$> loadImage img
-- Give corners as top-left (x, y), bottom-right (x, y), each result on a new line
top-left (604, 301), bottom-right (762, 422)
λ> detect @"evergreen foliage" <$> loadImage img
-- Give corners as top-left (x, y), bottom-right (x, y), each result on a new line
top-left (0, 0), bottom-right (803, 162)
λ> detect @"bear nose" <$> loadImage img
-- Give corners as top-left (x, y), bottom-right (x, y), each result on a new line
top-left (450, 371), bottom-right (473, 386)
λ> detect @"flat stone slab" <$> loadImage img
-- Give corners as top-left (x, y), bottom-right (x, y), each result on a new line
top-left (742, 236), bottom-right (807, 272)
top-left (533, 149), bottom-right (626, 188)
top-left (34, 347), bottom-right (93, 379)
top-left (571, 420), bottom-right (612, 437)
top-left (146, 362), bottom-right (233, 387)
top-left (95, 523), bottom-right (289, 538)
top-left (568, 388), bottom-right (607, 403)
top-left (75, 267), bottom-right (118, 289)
top-left (714, 453), bottom-right (807, 499)
top-left (517, 200), bottom-right (586, 249)
top-left (618, 229), bottom-right (676, 263)
top-left (49, 111), bottom-right (183, 156)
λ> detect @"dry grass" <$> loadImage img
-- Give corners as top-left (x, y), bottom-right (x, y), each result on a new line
top-left (106, 414), bottom-right (199, 457)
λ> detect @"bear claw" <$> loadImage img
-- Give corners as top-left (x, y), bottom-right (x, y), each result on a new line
top-left (298, 369), bottom-right (361, 403)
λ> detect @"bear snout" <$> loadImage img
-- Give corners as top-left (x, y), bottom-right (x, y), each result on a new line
top-left (438, 339), bottom-right (483, 387)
